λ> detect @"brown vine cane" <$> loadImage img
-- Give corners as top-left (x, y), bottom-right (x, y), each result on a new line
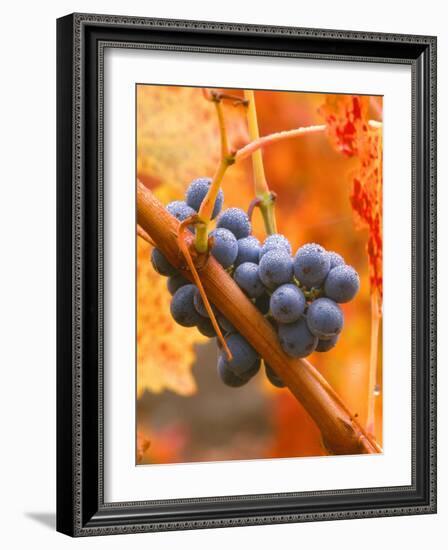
top-left (137, 181), bottom-right (382, 455)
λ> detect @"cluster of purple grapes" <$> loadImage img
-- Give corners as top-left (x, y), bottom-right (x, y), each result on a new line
top-left (151, 177), bottom-right (360, 389)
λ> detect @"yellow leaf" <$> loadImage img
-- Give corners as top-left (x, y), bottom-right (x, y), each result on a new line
top-left (137, 238), bottom-right (207, 397)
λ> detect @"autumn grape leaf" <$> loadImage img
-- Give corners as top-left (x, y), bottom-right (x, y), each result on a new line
top-left (350, 124), bottom-right (383, 306)
top-left (137, 238), bottom-right (207, 397)
top-left (319, 95), bottom-right (369, 157)
top-left (319, 95), bottom-right (383, 305)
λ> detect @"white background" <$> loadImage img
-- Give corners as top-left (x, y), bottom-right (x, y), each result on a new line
top-left (105, 50), bottom-right (412, 501)
top-left (0, 1), bottom-right (445, 549)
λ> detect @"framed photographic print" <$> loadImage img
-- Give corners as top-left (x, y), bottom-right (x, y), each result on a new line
top-left (56, 13), bottom-right (437, 536)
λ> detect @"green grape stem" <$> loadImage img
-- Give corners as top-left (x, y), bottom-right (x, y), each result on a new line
top-left (243, 90), bottom-right (278, 236)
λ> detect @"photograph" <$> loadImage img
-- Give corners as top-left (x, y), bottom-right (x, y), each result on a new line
top-left (136, 85), bottom-right (383, 465)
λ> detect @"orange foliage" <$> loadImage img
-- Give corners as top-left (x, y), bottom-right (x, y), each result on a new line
top-left (320, 96), bottom-right (383, 305)
top-left (268, 391), bottom-right (325, 458)
top-left (137, 85), bottom-right (249, 196)
top-left (136, 431), bottom-right (151, 464)
top-left (137, 237), bottom-right (207, 397)
top-left (320, 95), bottom-right (368, 157)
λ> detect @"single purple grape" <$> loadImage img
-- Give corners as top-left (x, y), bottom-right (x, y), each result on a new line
top-left (259, 249), bottom-right (293, 289)
top-left (265, 364), bottom-right (285, 388)
top-left (293, 243), bottom-right (331, 288)
top-left (306, 297), bottom-right (344, 339)
top-left (270, 283), bottom-right (306, 324)
top-left (216, 208), bottom-right (251, 239)
top-left (151, 248), bottom-right (177, 277)
top-left (278, 317), bottom-right (318, 358)
top-left (170, 284), bottom-right (203, 327)
top-left (259, 234), bottom-right (292, 259)
top-left (324, 264), bottom-right (360, 303)
top-left (209, 227), bottom-right (238, 268)
top-left (327, 251), bottom-right (345, 269)
top-left (235, 236), bottom-right (261, 267)
top-left (234, 262), bottom-right (265, 298)
top-left (316, 334), bottom-right (339, 352)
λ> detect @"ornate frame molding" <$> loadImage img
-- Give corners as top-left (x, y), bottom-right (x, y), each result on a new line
top-left (57, 13), bottom-right (437, 536)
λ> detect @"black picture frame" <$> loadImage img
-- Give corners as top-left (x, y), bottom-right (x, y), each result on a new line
top-left (56, 13), bottom-right (437, 537)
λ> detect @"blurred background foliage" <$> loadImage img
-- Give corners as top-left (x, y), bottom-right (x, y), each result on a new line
top-left (136, 85), bottom-right (382, 465)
